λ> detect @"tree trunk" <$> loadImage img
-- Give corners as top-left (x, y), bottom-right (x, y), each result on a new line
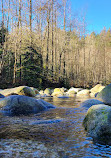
top-left (18, 0), bottom-right (22, 83)
top-left (46, 4), bottom-right (50, 75)
top-left (29, 0), bottom-right (32, 45)
top-left (1, 0), bottom-right (4, 45)
top-left (1, 0), bottom-right (5, 79)
top-left (51, 0), bottom-right (54, 78)
top-left (13, 42), bottom-right (17, 84)
top-left (63, 0), bottom-right (66, 83)
top-left (63, 0), bottom-right (66, 31)
top-left (54, 6), bottom-right (57, 77)
top-left (7, 0), bottom-right (10, 31)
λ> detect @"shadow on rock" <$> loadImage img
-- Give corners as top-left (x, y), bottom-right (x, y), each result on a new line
top-left (0, 95), bottom-right (55, 116)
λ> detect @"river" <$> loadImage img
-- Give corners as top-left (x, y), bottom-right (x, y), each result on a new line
top-left (0, 97), bottom-right (111, 158)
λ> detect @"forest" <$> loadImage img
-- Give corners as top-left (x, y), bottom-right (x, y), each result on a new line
top-left (0, 0), bottom-right (111, 89)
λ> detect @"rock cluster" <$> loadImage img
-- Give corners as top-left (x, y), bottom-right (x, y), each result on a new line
top-left (37, 84), bottom-right (105, 98)
top-left (0, 83), bottom-right (111, 145)
top-left (82, 83), bottom-right (111, 144)
top-left (0, 84), bottom-right (105, 117)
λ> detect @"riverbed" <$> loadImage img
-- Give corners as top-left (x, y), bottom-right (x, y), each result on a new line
top-left (0, 97), bottom-right (111, 158)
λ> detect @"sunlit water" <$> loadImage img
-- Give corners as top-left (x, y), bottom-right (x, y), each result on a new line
top-left (1, 97), bottom-right (111, 158)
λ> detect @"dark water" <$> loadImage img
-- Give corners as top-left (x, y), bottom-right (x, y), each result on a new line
top-left (1, 97), bottom-right (111, 158)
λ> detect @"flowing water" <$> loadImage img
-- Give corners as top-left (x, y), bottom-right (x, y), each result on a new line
top-left (1, 97), bottom-right (111, 158)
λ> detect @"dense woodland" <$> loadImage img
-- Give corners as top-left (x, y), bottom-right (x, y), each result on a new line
top-left (0, 0), bottom-right (111, 89)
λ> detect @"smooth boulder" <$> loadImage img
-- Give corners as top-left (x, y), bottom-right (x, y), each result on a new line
top-left (67, 87), bottom-right (83, 95)
top-left (96, 83), bottom-right (111, 105)
top-left (66, 88), bottom-right (76, 97)
top-left (90, 84), bottom-right (105, 94)
top-left (0, 86), bottom-right (36, 97)
top-left (44, 88), bottom-right (52, 96)
top-left (73, 88), bottom-right (83, 93)
top-left (52, 88), bottom-right (64, 97)
top-left (83, 104), bottom-right (111, 144)
top-left (76, 89), bottom-right (90, 97)
top-left (0, 95), bottom-right (55, 116)
top-left (80, 99), bottom-right (104, 109)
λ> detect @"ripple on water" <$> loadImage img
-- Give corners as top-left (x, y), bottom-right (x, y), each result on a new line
top-left (1, 97), bottom-right (111, 157)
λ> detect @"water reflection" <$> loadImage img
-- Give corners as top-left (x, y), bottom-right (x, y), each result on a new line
top-left (1, 97), bottom-right (111, 157)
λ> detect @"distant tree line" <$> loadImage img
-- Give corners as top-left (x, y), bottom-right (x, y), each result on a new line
top-left (0, 0), bottom-right (111, 89)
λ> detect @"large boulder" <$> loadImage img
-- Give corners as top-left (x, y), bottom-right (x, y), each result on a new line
top-left (96, 83), bottom-right (111, 105)
top-left (83, 104), bottom-right (111, 144)
top-left (80, 99), bottom-right (104, 109)
top-left (73, 88), bottom-right (83, 93)
top-left (90, 84), bottom-right (105, 94)
top-left (0, 95), bottom-right (55, 116)
top-left (54, 88), bottom-right (64, 93)
top-left (76, 89), bottom-right (90, 97)
top-left (52, 88), bottom-right (64, 97)
top-left (44, 88), bottom-right (52, 96)
top-left (67, 87), bottom-right (83, 95)
top-left (0, 86), bottom-right (36, 97)
top-left (66, 88), bottom-right (76, 97)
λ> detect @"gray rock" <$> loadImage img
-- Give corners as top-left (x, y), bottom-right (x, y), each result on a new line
top-left (0, 86), bottom-right (36, 97)
top-left (0, 95), bottom-right (55, 116)
top-left (83, 104), bottom-right (111, 144)
top-left (97, 83), bottom-right (111, 105)
top-left (80, 99), bottom-right (104, 109)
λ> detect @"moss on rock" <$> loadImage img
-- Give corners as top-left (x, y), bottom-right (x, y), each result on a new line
top-left (97, 83), bottom-right (111, 105)
top-left (83, 104), bottom-right (111, 144)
